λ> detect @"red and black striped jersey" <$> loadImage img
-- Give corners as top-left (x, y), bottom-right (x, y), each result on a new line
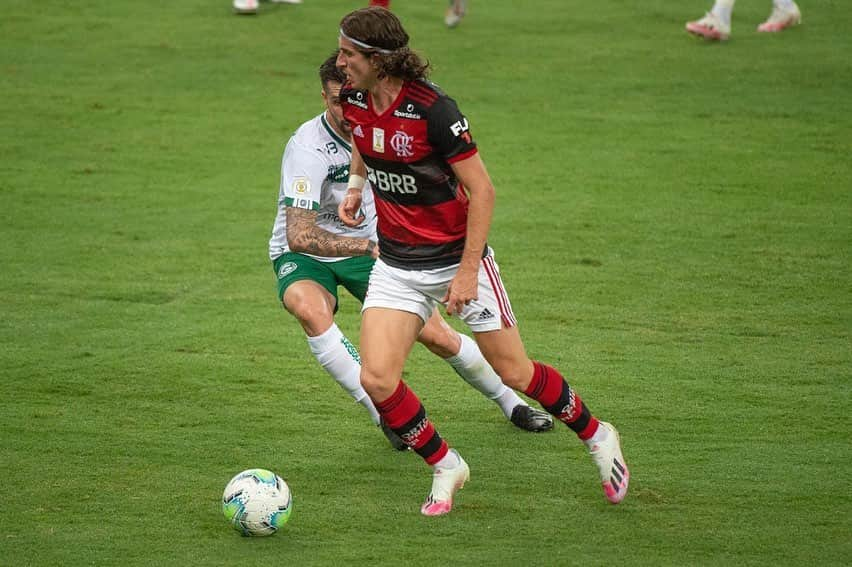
top-left (340, 79), bottom-right (480, 269)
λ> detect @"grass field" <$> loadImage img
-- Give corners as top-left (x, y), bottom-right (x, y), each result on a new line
top-left (1, 0), bottom-right (850, 565)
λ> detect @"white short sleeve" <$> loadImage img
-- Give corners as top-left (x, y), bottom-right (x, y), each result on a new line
top-left (280, 141), bottom-right (328, 211)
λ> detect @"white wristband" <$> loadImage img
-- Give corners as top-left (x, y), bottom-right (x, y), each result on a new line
top-left (348, 174), bottom-right (366, 190)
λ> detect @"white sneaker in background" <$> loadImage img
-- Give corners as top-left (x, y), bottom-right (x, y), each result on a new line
top-left (444, 0), bottom-right (467, 28)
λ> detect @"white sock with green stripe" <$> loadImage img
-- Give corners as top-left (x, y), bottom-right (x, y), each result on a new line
top-left (307, 323), bottom-right (380, 425)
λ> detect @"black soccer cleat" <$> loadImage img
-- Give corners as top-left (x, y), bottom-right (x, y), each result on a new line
top-left (510, 405), bottom-right (554, 432)
top-left (379, 419), bottom-right (410, 451)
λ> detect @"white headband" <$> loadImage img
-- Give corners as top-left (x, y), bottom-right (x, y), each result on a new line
top-left (339, 29), bottom-right (398, 55)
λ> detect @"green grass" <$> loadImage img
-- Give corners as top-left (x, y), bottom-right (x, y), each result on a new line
top-left (1, 0), bottom-right (850, 565)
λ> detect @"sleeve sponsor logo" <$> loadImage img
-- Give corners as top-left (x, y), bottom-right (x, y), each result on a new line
top-left (450, 118), bottom-right (472, 144)
top-left (293, 176), bottom-right (310, 194)
top-left (449, 118), bottom-right (469, 136)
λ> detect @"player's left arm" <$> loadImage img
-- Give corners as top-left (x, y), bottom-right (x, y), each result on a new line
top-left (286, 206), bottom-right (377, 259)
top-left (444, 154), bottom-right (495, 315)
top-left (427, 93), bottom-right (493, 315)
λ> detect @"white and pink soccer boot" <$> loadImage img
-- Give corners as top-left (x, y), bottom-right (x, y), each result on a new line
top-left (588, 422), bottom-right (630, 504)
top-left (757, 2), bottom-right (802, 33)
top-left (421, 450), bottom-right (470, 516)
top-left (686, 12), bottom-right (731, 41)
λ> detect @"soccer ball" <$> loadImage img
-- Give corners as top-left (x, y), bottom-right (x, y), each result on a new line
top-left (222, 468), bottom-right (292, 536)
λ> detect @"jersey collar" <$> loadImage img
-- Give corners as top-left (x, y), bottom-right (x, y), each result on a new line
top-left (321, 113), bottom-right (352, 152)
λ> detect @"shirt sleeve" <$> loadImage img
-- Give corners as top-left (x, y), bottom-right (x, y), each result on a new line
top-left (426, 94), bottom-right (477, 163)
top-left (280, 140), bottom-right (328, 211)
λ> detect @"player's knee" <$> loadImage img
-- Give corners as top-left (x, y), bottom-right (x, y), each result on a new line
top-left (490, 360), bottom-right (533, 391)
top-left (359, 368), bottom-right (396, 400)
top-left (497, 371), bottom-right (526, 390)
top-left (284, 299), bottom-right (334, 336)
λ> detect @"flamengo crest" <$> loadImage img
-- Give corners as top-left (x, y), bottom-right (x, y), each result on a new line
top-left (390, 130), bottom-right (414, 157)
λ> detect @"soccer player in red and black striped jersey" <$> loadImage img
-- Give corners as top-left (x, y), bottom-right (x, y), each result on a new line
top-left (336, 7), bottom-right (630, 516)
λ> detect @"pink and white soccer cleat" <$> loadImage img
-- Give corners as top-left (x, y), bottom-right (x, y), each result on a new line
top-left (421, 450), bottom-right (470, 516)
top-left (588, 422), bottom-right (630, 504)
top-left (233, 0), bottom-right (258, 14)
top-left (685, 12), bottom-right (731, 41)
top-left (757, 3), bottom-right (801, 33)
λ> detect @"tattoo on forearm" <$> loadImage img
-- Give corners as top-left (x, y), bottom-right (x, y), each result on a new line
top-left (286, 207), bottom-right (371, 257)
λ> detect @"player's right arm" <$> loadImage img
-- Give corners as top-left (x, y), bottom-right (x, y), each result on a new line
top-left (286, 206), bottom-right (377, 258)
top-left (338, 142), bottom-right (367, 227)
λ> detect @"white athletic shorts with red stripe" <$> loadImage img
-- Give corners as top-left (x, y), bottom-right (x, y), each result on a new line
top-left (362, 249), bottom-right (517, 332)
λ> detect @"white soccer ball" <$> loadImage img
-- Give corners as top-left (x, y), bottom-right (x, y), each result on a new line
top-left (222, 468), bottom-right (293, 536)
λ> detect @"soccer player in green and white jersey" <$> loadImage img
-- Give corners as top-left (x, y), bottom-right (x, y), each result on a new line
top-left (268, 52), bottom-right (552, 449)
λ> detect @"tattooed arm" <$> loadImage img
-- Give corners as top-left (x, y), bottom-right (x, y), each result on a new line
top-left (286, 207), bottom-right (378, 258)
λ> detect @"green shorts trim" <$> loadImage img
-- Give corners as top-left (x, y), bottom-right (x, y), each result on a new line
top-left (272, 253), bottom-right (375, 308)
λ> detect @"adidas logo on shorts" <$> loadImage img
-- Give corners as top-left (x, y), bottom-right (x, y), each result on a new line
top-left (475, 308), bottom-right (495, 322)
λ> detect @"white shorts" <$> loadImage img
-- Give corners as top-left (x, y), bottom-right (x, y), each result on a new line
top-left (362, 250), bottom-right (518, 332)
